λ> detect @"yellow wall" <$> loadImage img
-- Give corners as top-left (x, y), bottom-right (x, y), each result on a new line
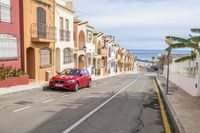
top-left (23, 0), bottom-right (55, 81)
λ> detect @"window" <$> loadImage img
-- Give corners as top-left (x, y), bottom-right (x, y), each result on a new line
top-left (65, 19), bottom-right (70, 41)
top-left (0, 34), bottom-right (18, 60)
top-left (65, 19), bottom-right (69, 31)
top-left (40, 48), bottom-right (51, 68)
top-left (37, 7), bottom-right (46, 38)
top-left (87, 31), bottom-right (92, 43)
top-left (63, 48), bottom-right (73, 64)
top-left (59, 17), bottom-right (64, 41)
top-left (59, 17), bottom-right (63, 29)
top-left (0, 0), bottom-right (11, 23)
top-left (109, 47), bottom-right (111, 57)
top-left (88, 58), bottom-right (91, 65)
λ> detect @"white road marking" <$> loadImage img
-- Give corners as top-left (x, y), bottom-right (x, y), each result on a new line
top-left (42, 99), bottom-right (54, 103)
top-left (13, 106), bottom-right (31, 113)
top-left (62, 78), bottom-right (138, 133)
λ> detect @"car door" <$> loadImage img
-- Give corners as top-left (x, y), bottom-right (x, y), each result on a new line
top-left (83, 69), bottom-right (90, 87)
top-left (79, 70), bottom-right (85, 88)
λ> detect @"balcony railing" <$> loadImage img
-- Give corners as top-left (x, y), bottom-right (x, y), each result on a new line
top-left (59, 29), bottom-right (70, 41)
top-left (31, 23), bottom-right (56, 41)
top-left (0, 2), bottom-right (11, 23)
top-left (97, 49), bottom-right (101, 55)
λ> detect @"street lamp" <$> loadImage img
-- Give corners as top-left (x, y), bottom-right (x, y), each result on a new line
top-left (165, 37), bottom-right (173, 94)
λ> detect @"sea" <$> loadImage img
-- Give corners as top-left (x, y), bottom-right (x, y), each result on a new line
top-left (129, 49), bottom-right (191, 60)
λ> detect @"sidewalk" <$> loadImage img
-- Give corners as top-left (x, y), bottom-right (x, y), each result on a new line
top-left (0, 71), bottom-right (138, 96)
top-left (156, 76), bottom-right (200, 133)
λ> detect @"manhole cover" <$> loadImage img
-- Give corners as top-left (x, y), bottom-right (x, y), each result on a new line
top-left (14, 101), bottom-right (34, 105)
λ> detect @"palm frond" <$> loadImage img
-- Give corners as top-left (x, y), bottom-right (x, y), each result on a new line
top-left (191, 28), bottom-right (200, 34)
top-left (169, 42), bottom-right (199, 51)
top-left (175, 53), bottom-right (197, 63)
top-left (165, 46), bottom-right (172, 52)
top-left (188, 36), bottom-right (200, 43)
top-left (166, 36), bottom-right (189, 43)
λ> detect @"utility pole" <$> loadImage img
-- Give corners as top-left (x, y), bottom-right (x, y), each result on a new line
top-left (166, 50), bottom-right (171, 94)
top-left (165, 37), bottom-right (173, 95)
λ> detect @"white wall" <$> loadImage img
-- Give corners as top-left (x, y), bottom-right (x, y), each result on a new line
top-left (55, 1), bottom-right (74, 71)
top-left (164, 58), bottom-right (200, 96)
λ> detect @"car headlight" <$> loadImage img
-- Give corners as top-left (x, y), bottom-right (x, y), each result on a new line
top-left (66, 80), bottom-right (75, 84)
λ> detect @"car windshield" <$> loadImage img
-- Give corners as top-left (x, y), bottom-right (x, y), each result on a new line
top-left (60, 69), bottom-right (81, 76)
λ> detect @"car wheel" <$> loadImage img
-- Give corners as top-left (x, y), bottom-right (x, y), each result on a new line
top-left (87, 80), bottom-right (92, 88)
top-left (74, 83), bottom-right (79, 92)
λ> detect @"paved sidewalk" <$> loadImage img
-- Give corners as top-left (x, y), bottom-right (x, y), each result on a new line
top-left (0, 71), bottom-right (138, 96)
top-left (156, 76), bottom-right (200, 133)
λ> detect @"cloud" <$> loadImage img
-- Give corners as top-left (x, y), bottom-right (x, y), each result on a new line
top-left (74, 0), bottom-right (200, 50)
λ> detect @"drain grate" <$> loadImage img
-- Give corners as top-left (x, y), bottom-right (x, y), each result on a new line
top-left (14, 101), bottom-right (34, 105)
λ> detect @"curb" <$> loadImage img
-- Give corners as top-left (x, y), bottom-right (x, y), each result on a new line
top-left (0, 83), bottom-right (49, 96)
top-left (155, 77), bottom-right (186, 133)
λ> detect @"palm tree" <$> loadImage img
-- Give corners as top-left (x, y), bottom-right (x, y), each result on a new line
top-left (165, 28), bottom-right (200, 62)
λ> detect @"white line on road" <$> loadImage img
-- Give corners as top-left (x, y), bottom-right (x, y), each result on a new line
top-left (62, 78), bottom-right (138, 133)
top-left (42, 99), bottom-right (54, 103)
top-left (13, 106), bottom-right (31, 113)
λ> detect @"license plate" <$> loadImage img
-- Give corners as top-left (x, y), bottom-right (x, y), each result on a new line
top-left (55, 84), bottom-right (63, 87)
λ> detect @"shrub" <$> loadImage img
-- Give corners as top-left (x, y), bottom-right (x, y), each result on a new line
top-left (0, 65), bottom-right (26, 81)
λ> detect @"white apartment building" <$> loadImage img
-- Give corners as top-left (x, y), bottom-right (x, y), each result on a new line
top-left (107, 35), bottom-right (118, 74)
top-left (55, 0), bottom-right (74, 72)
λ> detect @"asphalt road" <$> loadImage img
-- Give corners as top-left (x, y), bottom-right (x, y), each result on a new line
top-left (0, 72), bottom-right (165, 133)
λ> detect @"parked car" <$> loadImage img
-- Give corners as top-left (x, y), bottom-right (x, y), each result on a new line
top-left (49, 68), bottom-right (92, 91)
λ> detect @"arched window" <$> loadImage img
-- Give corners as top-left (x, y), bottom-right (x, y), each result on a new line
top-left (37, 7), bottom-right (46, 38)
top-left (0, 34), bottom-right (17, 60)
top-left (40, 48), bottom-right (51, 68)
top-left (63, 48), bottom-right (73, 64)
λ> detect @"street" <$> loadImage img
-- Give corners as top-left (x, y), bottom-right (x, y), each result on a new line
top-left (0, 72), bottom-right (165, 133)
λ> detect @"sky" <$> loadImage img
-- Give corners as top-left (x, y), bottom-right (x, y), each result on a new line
top-left (73, 0), bottom-right (200, 50)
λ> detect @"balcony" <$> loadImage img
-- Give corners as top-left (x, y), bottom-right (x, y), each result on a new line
top-left (97, 49), bottom-right (101, 55)
top-left (60, 29), bottom-right (70, 42)
top-left (31, 23), bottom-right (56, 43)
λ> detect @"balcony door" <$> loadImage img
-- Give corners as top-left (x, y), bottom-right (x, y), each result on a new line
top-left (37, 7), bottom-right (46, 38)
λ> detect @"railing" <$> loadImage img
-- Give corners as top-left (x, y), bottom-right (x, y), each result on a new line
top-left (59, 29), bottom-right (70, 41)
top-left (31, 23), bottom-right (56, 40)
top-left (97, 49), bottom-right (101, 55)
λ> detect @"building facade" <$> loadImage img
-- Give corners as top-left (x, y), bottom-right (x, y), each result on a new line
top-left (55, 0), bottom-right (74, 72)
top-left (22, 0), bottom-right (56, 81)
top-left (0, 0), bottom-right (22, 69)
top-left (74, 19), bottom-right (87, 70)
top-left (85, 24), bottom-right (95, 75)
top-left (107, 35), bottom-right (118, 74)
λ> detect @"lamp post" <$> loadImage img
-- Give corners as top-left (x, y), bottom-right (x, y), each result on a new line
top-left (165, 37), bottom-right (173, 94)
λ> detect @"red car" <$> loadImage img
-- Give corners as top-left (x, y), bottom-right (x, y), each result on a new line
top-left (49, 68), bottom-right (92, 91)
